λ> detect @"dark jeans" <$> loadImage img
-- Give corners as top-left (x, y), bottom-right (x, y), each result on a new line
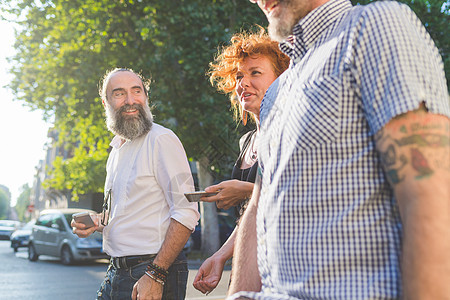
top-left (97, 252), bottom-right (188, 300)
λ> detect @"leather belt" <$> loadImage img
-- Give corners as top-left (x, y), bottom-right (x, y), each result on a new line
top-left (111, 254), bottom-right (157, 269)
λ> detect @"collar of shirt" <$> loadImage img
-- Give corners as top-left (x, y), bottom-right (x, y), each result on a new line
top-left (110, 135), bottom-right (127, 149)
top-left (280, 0), bottom-right (352, 62)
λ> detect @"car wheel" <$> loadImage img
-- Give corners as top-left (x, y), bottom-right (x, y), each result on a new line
top-left (13, 246), bottom-right (18, 253)
top-left (28, 243), bottom-right (39, 261)
top-left (61, 245), bottom-right (74, 265)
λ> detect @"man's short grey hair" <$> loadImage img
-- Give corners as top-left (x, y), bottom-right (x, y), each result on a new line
top-left (98, 68), bottom-right (151, 102)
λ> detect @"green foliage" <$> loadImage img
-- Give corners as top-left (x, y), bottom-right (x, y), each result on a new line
top-left (351, 0), bottom-right (450, 90)
top-left (15, 184), bottom-right (31, 221)
top-left (0, 189), bottom-right (10, 219)
top-left (1, 0), bottom-right (266, 199)
top-left (2, 0), bottom-right (447, 200)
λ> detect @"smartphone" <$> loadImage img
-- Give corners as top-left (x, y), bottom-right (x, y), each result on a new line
top-left (72, 211), bottom-right (95, 228)
top-left (184, 191), bottom-right (218, 202)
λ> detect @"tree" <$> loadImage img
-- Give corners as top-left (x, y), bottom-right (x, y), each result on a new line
top-left (1, 0), bottom-right (266, 253)
top-left (1, 0), bottom-right (265, 191)
top-left (0, 188), bottom-right (10, 220)
top-left (14, 184), bottom-right (32, 222)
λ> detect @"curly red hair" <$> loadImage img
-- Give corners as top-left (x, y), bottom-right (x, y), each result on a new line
top-left (209, 27), bottom-right (290, 123)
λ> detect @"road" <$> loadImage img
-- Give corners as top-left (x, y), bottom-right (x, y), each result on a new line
top-left (0, 240), bottom-right (230, 300)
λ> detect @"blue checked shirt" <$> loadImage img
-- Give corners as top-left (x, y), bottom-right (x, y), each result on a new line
top-left (229, 0), bottom-right (449, 299)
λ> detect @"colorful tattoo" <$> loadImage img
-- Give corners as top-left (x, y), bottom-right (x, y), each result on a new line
top-left (378, 106), bottom-right (449, 185)
top-left (379, 144), bottom-right (407, 184)
top-left (410, 122), bottom-right (443, 132)
top-left (386, 169), bottom-right (405, 184)
top-left (395, 134), bottom-right (450, 148)
top-left (380, 145), bottom-right (396, 166)
top-left (410, 148), bottom-right (434, 179)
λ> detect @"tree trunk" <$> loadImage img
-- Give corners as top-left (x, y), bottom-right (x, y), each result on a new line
top-left (196, 156), bottom-right (220, 256)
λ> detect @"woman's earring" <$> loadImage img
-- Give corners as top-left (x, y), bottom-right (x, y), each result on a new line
top-left (242, 111), bottom-right (248, 126)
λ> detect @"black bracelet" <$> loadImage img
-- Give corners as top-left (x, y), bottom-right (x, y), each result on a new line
top-left (149, 262), bottom-right (168, 274)
top-left (146, 263), bottom-right (168, 283)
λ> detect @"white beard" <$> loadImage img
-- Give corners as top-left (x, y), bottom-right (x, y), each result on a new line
top-left (105, 102), bottom-right (153, 140)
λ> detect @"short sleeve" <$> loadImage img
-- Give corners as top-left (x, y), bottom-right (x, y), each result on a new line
top-left (351, 2), bottom-right (449, 134)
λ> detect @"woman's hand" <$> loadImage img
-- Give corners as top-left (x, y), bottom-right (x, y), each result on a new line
top-left (201, 180), bottom-right (254, 210)
top-left (193, 254), bottom-right (226, 294)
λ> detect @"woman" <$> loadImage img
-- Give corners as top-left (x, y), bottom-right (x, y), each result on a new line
top-left (193, 28), bottom-right (289, 295)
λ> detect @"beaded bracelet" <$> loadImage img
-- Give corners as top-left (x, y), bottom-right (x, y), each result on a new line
top-left (149, 262), bottom-right (168, 275)
top-left (147, 263), bottom-right (168, 278)
top-left (145, 271), bottom-right (165, 285)
top-left (146, 262), bottom-right (168, 283)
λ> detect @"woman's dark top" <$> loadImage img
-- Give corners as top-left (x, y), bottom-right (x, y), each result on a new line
top-left (231, 129), bottom-right (258, 222)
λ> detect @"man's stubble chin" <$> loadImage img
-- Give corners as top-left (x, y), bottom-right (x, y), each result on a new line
top-left (268, 18), bottom-right (294, 42)
top-left (267, 0), bottom-right (305, 42)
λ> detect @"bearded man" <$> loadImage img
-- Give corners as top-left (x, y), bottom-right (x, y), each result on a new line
top-left (72, 68), bottom-right (199, 300)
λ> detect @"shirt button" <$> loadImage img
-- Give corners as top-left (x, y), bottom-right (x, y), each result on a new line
top-left (270, 140), bottom-right (277, 150)
top-left (258, 236), bottom-right (265, 245)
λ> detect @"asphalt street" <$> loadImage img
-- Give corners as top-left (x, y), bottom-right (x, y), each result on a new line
top-left (0, 240), bottom-right (230, 300)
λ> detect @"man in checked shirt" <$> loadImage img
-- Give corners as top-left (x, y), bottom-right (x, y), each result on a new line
top-left (228, 0), bottom-right (450, 299)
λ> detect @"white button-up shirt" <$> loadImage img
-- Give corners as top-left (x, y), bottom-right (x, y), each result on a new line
top-left (102, 123), bottom-right (199, 257)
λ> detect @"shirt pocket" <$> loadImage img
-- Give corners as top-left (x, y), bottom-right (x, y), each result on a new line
top-left (285, 74), bottom-right (341, 151)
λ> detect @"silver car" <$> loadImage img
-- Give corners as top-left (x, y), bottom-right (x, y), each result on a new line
top-left (10, 220), bottom-right (35, 252)
top-left (28, 208), bottom-right (108, 265)
top-left (0, 220), bottom-right (21, 240)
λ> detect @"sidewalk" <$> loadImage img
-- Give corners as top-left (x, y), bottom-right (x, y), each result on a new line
top-left (186, 258), bottom-right (231, 300)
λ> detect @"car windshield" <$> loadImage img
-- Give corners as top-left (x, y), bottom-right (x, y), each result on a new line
top-left (64, 213), bottom-right (74, 227)
top-left (21, 221), bottom-right (35, 230)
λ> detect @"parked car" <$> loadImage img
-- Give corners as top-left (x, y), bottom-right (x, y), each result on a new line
top-left (10, 220), bottom-right (35, 252)
top-left (28, 208), bottom-right (108, 265)
top-left (0, 220), bottom-right (21, 240)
